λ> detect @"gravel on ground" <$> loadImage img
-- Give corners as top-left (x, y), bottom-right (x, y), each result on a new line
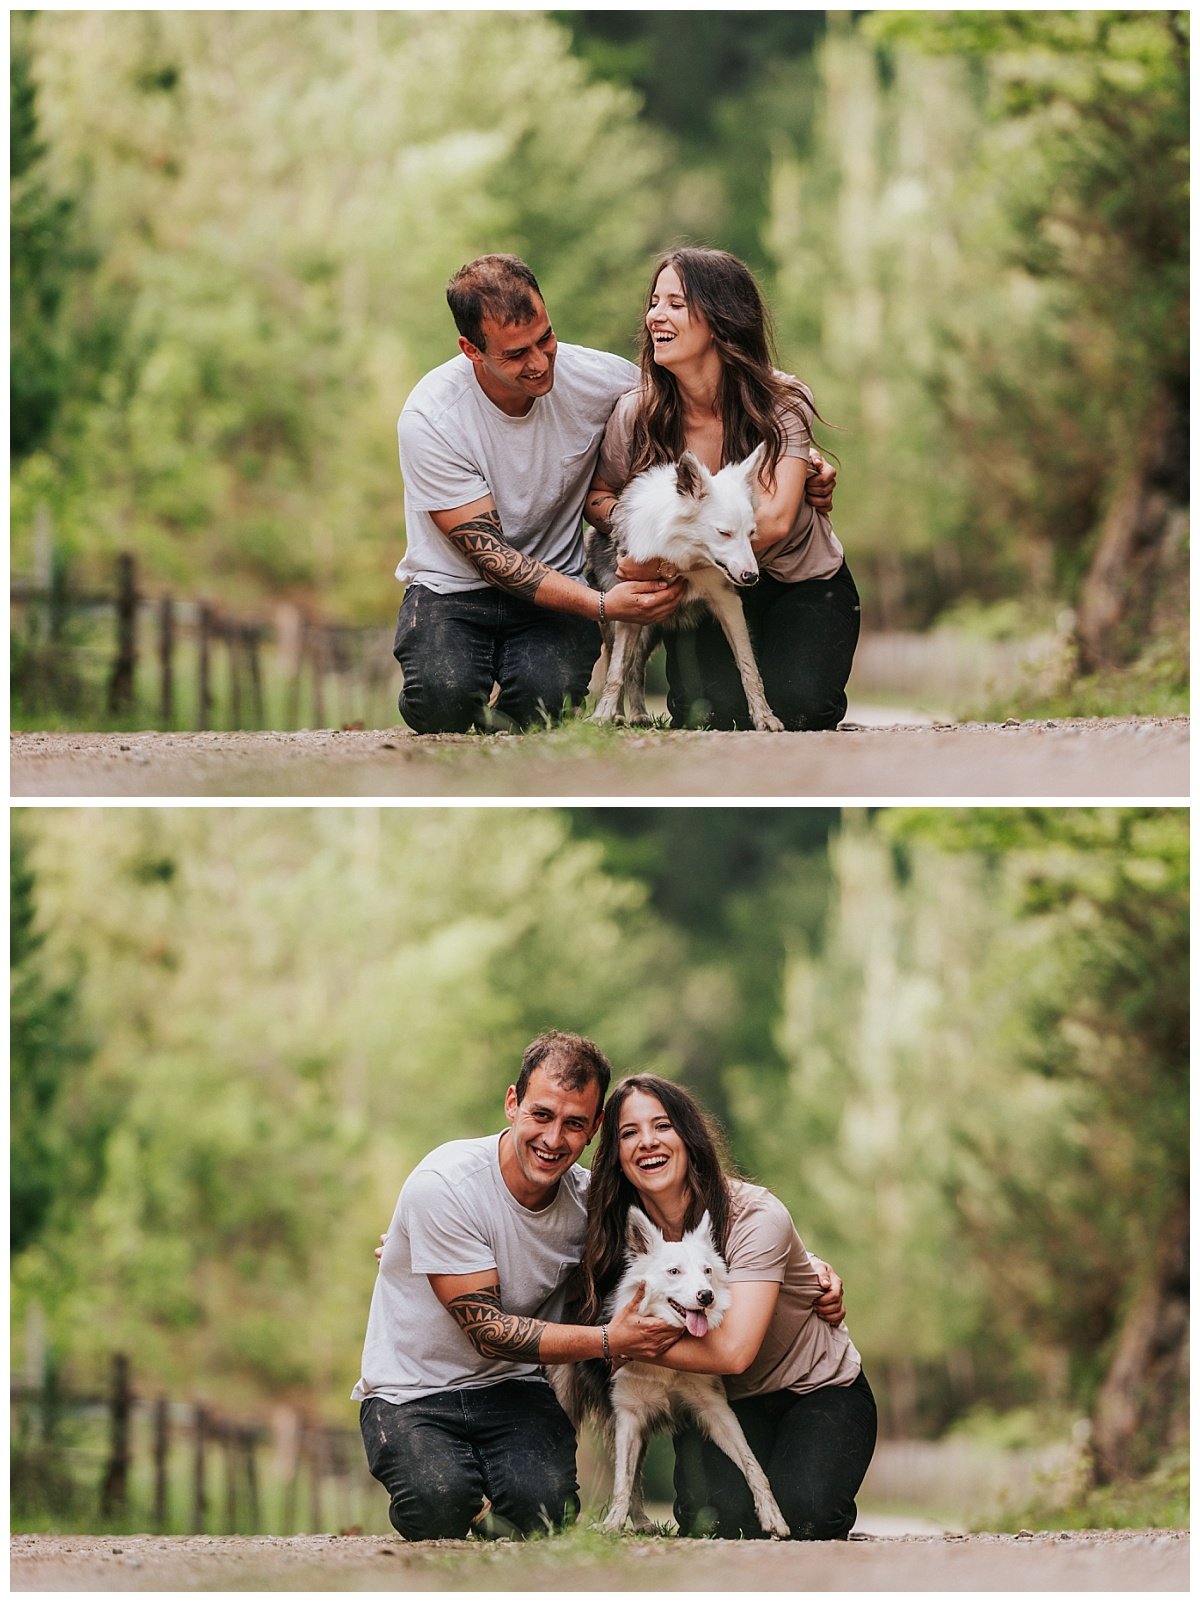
top-left (9, 716), bottom-right (1189, 799)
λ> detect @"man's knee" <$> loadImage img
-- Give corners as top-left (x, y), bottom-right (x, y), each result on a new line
top-left (488, 1473), bottom-right (579, 1536)
top-left (398, 674), bottom-right (488, 734)
top-left (386, 1477), bottom-right (483, 1541)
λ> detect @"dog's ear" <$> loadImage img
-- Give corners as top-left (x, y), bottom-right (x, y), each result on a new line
top-left (625, 1206), bottom-right (660, 1253)
top-left (738, 443), bottom-right (768, 491)
top-left (675, 452), bottom-right (710, 503)
top-left (690, 1209), bottom-right (714, 1243)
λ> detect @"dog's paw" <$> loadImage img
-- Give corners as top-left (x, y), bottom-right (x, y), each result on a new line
top-left (754, 712), bottom-right (786, 733)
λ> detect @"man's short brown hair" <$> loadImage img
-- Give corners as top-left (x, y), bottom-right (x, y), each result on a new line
top-left (514, 1029), bottom-right (611, 1113)
top-left (447, 254), bottom-right (544, 352)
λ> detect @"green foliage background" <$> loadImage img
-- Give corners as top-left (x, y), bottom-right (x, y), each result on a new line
top-left (11, 806), bottom-right (1187, 1469)
top-left (11, 10), bottom-right (1189, 694)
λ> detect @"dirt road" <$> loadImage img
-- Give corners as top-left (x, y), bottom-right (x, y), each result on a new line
top-left (9, 716), bottom-right (1188, 798)
top-left (10, 1529), bottom-right (1188, 1591)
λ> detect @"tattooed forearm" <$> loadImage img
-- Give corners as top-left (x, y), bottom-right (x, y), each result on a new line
top-left (446, 510), bottom-right (547, 603)
top-left (446, 1284), bottom-right (544, 1360)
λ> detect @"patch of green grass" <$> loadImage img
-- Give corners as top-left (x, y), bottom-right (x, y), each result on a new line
top-left (964, 633), bottom-right (1188, 721)
top-left (979, 1447), bottom-right (1189, 1534)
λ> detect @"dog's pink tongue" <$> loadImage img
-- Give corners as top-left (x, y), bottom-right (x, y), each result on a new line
top-left (685, 1309), bottom-right (709, 1338)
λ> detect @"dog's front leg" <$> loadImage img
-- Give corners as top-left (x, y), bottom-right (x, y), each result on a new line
top-left (697, 1404), bottom-right (790, 1539)
top-left (600, 1408), bottom-right (644, 1532)
top-left (626, 1434), bottom-right (656, 1533)
top-left (704, 589), bottom-right (785, 733)
top-left (622, 624), bottom-right (660, 726)
top-left (592, 622), bottom-right (641, 724)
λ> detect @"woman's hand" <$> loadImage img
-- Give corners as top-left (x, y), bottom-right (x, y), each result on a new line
top-left (603, 576), bottom-right (686, 624)
top-left (806, 453), bottom-right (837, 516)
top-left (374, 1233), bottom-right (386, 1262)
top-left (810, 1256), bottom-right (845, 1325)
top-left (605, 1283), bottom-right (683, 1360)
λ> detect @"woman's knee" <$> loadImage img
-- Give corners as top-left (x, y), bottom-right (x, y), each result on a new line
top-left (772, 690), bottom-right (848, 732)
top-left (780, 1488), bottom-right (858, 1541)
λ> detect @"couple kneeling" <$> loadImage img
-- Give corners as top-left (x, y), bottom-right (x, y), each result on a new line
top-left (352, 1030), bottom-right (877, 1540)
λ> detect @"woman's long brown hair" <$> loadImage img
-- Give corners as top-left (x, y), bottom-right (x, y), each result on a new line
top-left (629, 247), bottom-right (821, 489)
top-left (578, 1074), bottom-right (738, 1324)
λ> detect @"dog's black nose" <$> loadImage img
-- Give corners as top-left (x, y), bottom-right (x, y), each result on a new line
top-left (697, 1288), bottom-right (714, 1306)
top-left (738, 570), bottom-right (759, 587)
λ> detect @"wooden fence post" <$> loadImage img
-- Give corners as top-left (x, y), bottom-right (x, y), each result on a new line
top-left (100, 1352), bottom-right (132, 1518)
top-left (107, 554), bottom-right (138, 714)
top-left (222, 1420), bottom-right (238, 1532)
top-left (192, 1405), bottom-right (208, 1532)
top-left (247, 627), bottom-right (265, 727)
top-left (197, 606), bottom-right (213, 730)
top-left (310, 630), bottom-right (326, 728)
top-left (308, 1428), bottom-right (324, 1532)
top-left (158, 597), bottom-right (175, 727)
top-left (243, 1427), bottom-right (261, 1530)
top-left (153, 1395), bottom-right (169, 1529)
top-left (228, 627), bottom-right (243, 730)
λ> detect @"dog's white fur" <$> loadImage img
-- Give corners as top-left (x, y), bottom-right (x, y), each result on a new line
top-left (553, 1205), bottom-right (789, 1538)
top-left (588, 445), bottom-right (784, 733)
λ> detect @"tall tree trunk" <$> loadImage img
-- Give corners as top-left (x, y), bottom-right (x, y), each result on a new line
top-left (1075, 382), bottom-right (1189, 674)
top-left (1089, 1191), bottom-right (1189, 1485)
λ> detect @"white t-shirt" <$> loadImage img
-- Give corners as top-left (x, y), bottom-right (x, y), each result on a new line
top-left (351, 1133), bottom-right (590, 1405)
top-left (395, 343), bottom-right (639, 594)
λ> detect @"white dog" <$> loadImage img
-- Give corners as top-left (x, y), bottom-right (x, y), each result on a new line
top-left (586, 446), bottom-right (785, 732)
top-left (552, 1205), bottom-right (790, 1538)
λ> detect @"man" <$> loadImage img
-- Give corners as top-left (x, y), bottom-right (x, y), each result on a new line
top-left (393, 254), bottom-right (835, 732)
top-left (352, 1029), bottom-right (845, 1540)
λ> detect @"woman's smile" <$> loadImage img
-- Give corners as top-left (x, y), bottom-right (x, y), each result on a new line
top-left (618, 1090), bottom-right (689, 1202)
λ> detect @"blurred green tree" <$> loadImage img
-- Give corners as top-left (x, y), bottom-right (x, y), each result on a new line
top-left (10, 826), bottom-right (106, 1255)
top-left (12, 11), bottom-right (670, 616)
top-left (868, 12), bottom-right (1189, 672)
top-left (888, 807), bottom-right (1188, 1481)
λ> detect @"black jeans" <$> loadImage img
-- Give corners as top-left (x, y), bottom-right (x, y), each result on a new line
top-left (359, 1382), bottom-right (580, 1540)
top-left (673, 1370), bottom-right (877, 1540)
top-left (665, 560), bottom-right (861, 730)
top-left (393, 583), bottom-right (600, 733)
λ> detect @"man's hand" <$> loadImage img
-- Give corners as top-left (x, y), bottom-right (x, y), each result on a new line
top-left (811, 1256), bottom-right (845, 1325)
top-left (806, 453), bottom-right (837, 517)
top-left (602, 577), bottom-right (686, 625)
top-left (374, 1233), bottom-right (387, 1262)
top-left (615, 555), bottom-right (680, 583)
top-left (605, 1283), bottom-right (683, 1360)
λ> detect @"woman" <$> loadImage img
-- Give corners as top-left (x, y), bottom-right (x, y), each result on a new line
top-left (585, 248), bottom-right (860, 731)
top-left (579, 1074), bottom-right (877, 1541)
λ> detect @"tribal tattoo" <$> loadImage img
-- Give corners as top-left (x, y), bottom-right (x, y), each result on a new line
top-left (446, 1283), bottom-right (545, 1360)
top-left (446, 509), bottom-right (547, 603)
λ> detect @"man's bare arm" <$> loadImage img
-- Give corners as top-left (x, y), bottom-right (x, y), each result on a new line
top-left (439, 507), bottom-right (552, 604)
top-left (429, 497), bottom-right (685, 624)
top-left (427, 1270), bottom-right (681, 1364)
top-left (444, 1283), bottom-right (544, 1360)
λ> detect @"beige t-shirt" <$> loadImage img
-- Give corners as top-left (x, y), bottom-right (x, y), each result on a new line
top-left (595, 384), bottom-right (845, 583)
top-left (720, 1180), bottom-right (862, 1401)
